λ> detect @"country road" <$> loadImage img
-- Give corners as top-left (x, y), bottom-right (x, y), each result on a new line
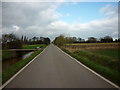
top-left (4, 44), bottom-right (117, 88)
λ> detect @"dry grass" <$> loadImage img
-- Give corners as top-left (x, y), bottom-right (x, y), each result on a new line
top-left (63, 43), bottom-right (119, 52)
top-left (65, 43), bottom-right (118, 45)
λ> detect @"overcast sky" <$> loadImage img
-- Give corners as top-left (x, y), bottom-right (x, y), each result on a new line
top-left (2, 1), bottom-right (118, 41)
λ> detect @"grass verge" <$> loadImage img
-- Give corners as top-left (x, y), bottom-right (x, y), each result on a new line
top-left (90, 49), bottom-right (119, 59)
top-left (62, 48), bottom-right (120, 86)
top-left (74, 50), bottom-right (119, 72)
top-left (2, 46), bottom-right (46, 84)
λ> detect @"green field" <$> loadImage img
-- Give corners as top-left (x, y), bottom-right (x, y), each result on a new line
top-left (23, 44), bottom-right (45, 49)
top-left (2, 51), bottom-right (16, 60)
top-left (91, 49), bottom-right (119, 59)
top-left (74, 49), bottom-right (119, 71)
top-left (2, 44), bottom-right (46, 60)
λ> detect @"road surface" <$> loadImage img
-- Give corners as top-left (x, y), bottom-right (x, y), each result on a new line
top-left (4, 44), bottom-right (116, 88)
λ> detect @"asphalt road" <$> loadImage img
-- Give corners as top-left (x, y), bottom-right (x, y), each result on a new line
top-left (4, 44), bottom-right (116, 88)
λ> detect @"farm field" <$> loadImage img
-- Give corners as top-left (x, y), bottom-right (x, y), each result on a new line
top-left (90, 49), bottom-right (119, 59)
top-left (63, 43), bottom-right (119, 52)
top-left (74, 49), bottom-right (119, 71)
top-left (65, 43), bottom-right (118, 45)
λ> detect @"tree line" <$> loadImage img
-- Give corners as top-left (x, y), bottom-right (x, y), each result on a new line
top-left (53, 35), bottom-right (120, 46)
top-left (2, 33), bottom-right (51, 49)
top-left (21, 35), bottom-right (50, 45)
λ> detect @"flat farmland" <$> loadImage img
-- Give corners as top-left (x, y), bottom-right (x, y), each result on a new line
top-left (90, 49), bottom-right (119, 59)
top-left (63, 43), bottom-right (119, 52)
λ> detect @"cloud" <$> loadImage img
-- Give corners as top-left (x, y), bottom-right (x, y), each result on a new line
top-left (2, 2), bottom-right (62, 37)
top-left (2, 2), bottom-right (118, 41)
top-left (2, 2), bottom-right (61, 27)
top-left (47, 15), bottom-right (117, 39)
top-left (12, 25), bottom-right (19, 31)
top-left (100, 4), bottom-right (118, 17)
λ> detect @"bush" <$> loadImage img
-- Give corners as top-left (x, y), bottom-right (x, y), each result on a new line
top-left (2, 34), bottom-right (23, 49)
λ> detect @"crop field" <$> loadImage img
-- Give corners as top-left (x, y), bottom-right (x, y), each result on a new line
top-left (63, 43), bottom-right (119, 52)
top-left (65, 43), bottom-right (118, 45)
top-left (90, 49), bottom-right (119, 59)
top-left (74, 49), bottom-right (119, 71)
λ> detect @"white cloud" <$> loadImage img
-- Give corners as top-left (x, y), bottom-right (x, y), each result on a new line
top-left (12, 25), bottom-right (19, 31)
top-left (2, 2), bottom-right (118, 41)
top-left (100, 4), bottom-right (118, 17)
top-left (2, 2), bottom-right (61, 27)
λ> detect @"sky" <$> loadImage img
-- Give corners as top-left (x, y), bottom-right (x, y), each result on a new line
top-left (1, 1), bottom-right (119, 41)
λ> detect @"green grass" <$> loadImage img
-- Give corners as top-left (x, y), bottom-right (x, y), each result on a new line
top-left (91, 49), bottom-right (119, 59)
top-left (62, 48), bottom-right (120, 86)
top-left (2, 51), bottom-right (16, 60)
top-left (2, 44), bottom-right (46, 60)
top-left (74, 50), bottom-right (119, 72)
top-left (2, 46), bottom-right (46, 84)
top-left (23, 44), bottom-right (45, 49)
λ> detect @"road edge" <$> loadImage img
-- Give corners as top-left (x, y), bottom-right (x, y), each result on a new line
top-left (1, 45), bottom-right (49, 89)
top-left (55, 45), bottom-right (120, 89)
